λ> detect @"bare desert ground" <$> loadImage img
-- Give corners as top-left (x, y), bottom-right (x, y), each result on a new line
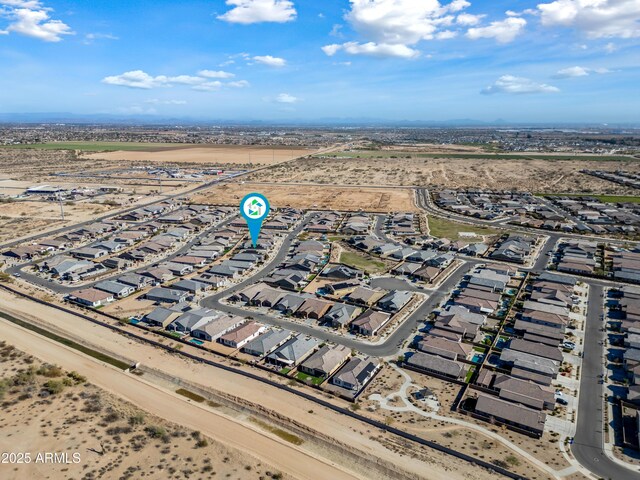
top-left (0, 201), bottom-right (116, 244)
top-left (246, 156), bottom-right (640, 194)
top-left (0, 344), bottom-right (286, 480)
top-left (85, 146), bottom-right (315, 166)
top-left (193, 182), bottom-right (417, 212)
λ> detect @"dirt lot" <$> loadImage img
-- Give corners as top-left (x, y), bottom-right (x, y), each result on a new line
top-left (85, 146), bottom-right (314, 167)
top-left (0, 201), bottom-right (115, 244)
top-left (246, 156), bottom-right (640, 194)
top-left (0, 345), bottom-right (278, 480)
top-left (193, 182), bottom-right (417, 212)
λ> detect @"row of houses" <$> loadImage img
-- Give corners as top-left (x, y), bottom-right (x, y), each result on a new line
top-left (3, 220), bottom-right (123, 262)
top-left (403, 265), bottom-right (515, 383)
top-left (138, 305), bottom-right (381, 393)
top-left (435, 190), bottom-right (542, 221)
top-left (232, 282), bottom-right (412, 336)
top-left (582, 170), bottom-right (640, 190)
top-left (461, 272), bottom-right (580, 437)
top-left (548, 196), bottom-right (640, 236)
top-left (553, 239), bottom-right (598, 276)
top-left (262, 238), bottom-right (329, 290)
top-left (384, 213), bottom-right (421, 237)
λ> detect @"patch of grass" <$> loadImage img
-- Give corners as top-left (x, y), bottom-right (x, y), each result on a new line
top-left (540, 193), bottom-right (640, 204)
top-left (427, 216), bottom-right (501, 240)
top-left (250, 418), bottom-right (304, 446)
top-left (3, 141), bottom-right (193, 152)
top-left (339, 251), bottom-right (387, 274)
top-left (176, 388), bottom-right (206, 403)
top-left (464, 366), bottom-right (476, 383)
top-left (295, 371), bottom-right (324, 385)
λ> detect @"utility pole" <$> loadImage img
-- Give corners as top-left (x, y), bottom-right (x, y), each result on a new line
top-left (57, 191), bottom-right (65, 221)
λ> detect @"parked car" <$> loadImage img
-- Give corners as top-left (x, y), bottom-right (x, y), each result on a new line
top-left (556, 398), bottom-right (568, 406)
top-left (563, 341), bottom-right (576, 350)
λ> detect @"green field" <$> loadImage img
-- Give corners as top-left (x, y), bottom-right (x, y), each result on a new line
top-left (3, 141), bottom-right (193, 152)
top-left (339, 251), bottom-right (387, 274)
top-left (427, 216), bottom-right (502, 239)
top-left (315, 150), bottom-right (637, 162)
top-left (540, 193), bottom-right (640, 204)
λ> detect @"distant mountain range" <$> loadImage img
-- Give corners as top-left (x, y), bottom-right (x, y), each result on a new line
top-left (0, 112), bottom-right (637, 129)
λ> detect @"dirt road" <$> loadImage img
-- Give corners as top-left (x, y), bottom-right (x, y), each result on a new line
top-left (0, 317), bottom-right (362, 480)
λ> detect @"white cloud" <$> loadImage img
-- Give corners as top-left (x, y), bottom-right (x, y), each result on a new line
top-left (346, 0), bottom-right (462, 46)
top-left (228, 80), bottom-right (250, 87)
top-left (198, 69), bottom-right (235, 79)
top-left (252, 54), bottom-right (287, 67)
top-left (217, 0), bottom-right (296, 24)
top-left (555, 65), bottom-right (589, 77)
top-left (466, 17), bottom-right (526, 43)
top-left (323, 41), bottom-right (420, 58)
top-left (145, 99), bottom-right (187, 105)
top-left (456, 13), bottom-right (485, 26)
top-left (0, 0), bottom-right (73, 42)
top-left (554, 65), bottom-right (610, 78)
top-left (166, 75), bottom-right (205, 86)
top-left (275, 93), bottom-right (298, 103)
top-left (604, 42), bottom-right (617, 53)
top-left (537, 0), bottom-right (640, 38)
top-left (83, 32), bottom-right (118, 44)
top-left (436, 30), bottom-right (458, 39)
top-left (192, 81), bottom-right (222, 92)
top-left (102, 70), bottom-right (161, 89)
top-left (322, 0), bottom-right (477, 58)
top-left (102, 70), bottom-right (249, 91)
top-left (481, 75), bottom-right (560, 94)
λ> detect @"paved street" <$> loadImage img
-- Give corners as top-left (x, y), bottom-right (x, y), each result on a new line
top-left (571, 284), bottom-right (640, 479)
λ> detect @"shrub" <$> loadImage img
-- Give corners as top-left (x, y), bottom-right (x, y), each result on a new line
top-left (37, 364), bottom-right (63, 378)
top-left (67, 371), bottom-right (87, 384)
top-left (43, 380), bottom-right (65, 395)
top-left (129, 413), bottom-right (145, 426)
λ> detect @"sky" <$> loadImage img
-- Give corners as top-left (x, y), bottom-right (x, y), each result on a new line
top-left (0, 0), bottom-right (638, 123)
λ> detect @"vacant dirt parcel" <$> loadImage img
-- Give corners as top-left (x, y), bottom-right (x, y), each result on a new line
top-left (193, 182), bottom-right (417, 212)
top-left (85, 145), bottom-right (314, 166)
top-left (0, 345), bottom-right (283, 480)
top-left (247, 154), bottom-right (640, 194)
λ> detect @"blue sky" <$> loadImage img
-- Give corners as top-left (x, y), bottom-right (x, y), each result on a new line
top-left (0, 0), bottom-right (638, 123)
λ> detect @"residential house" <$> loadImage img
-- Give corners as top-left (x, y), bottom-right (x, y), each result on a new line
top-left (299, 344), bottom-right (351, 379)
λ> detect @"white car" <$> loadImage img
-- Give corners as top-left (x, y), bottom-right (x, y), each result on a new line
top-left (563, 341), bottom-right (576, 350)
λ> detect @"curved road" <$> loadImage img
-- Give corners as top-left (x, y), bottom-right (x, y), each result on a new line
top-left (417, 187), bottom-right (640, 479)
top-left (200, 213), bottom-right (475, 357)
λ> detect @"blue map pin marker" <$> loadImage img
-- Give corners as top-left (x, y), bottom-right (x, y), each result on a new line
top-left (240, 192), bottom-right (270, 248)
